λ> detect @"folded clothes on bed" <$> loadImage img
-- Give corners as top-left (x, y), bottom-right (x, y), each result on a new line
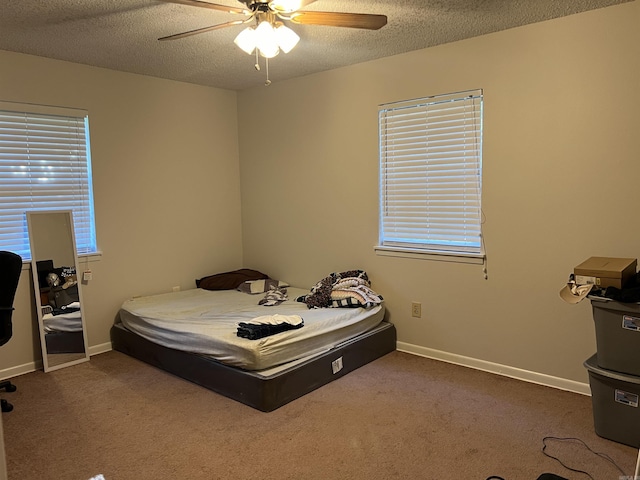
top-left (237, 314), bottom-right (304, 340)
top-left (244, 314), bottom-right (303, 326)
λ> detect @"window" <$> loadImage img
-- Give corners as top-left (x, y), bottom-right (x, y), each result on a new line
top-left (0, 101), bottom-right (97, 260)
top-left (377, 89), bottom-right (483, 260)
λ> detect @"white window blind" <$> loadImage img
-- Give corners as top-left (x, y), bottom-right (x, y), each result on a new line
top-left (0, 101), bottom-right (97, 260)
top-left (379, 89), bottom-right (483, 257)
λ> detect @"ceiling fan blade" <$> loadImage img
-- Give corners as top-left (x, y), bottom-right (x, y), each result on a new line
top-left (157, 0), bottom-right (248, 15)
top-left (269, 0), bottom-right (317, 13)
top-left (289, 11), bottom-right (387, 30)
top-left (158, 19), bottom-right (246, 41)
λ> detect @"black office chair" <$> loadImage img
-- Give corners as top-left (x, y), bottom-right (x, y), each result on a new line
top-left (0, 251), bottom-right (22, 413)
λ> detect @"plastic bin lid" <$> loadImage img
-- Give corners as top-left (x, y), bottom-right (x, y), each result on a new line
top-left (584, 354), bottom-right (640, 384)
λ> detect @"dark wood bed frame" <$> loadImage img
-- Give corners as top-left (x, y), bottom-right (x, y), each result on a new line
top-left (110, 319), bottom-right (396, 412)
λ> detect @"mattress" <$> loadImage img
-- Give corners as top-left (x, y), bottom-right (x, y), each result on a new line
top-left (119, 287), bottom-right (385, 371)
top-left (42, 302), bottom-right (83, 332)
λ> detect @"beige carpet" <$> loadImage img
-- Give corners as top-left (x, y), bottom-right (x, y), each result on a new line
top-left (2, 350), bottom-right (637, 480)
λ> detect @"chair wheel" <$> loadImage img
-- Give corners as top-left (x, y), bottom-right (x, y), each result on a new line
top-left (5, 383), bottom-right (16, 393)
top-left (1, 399), bottom-right (13, 413)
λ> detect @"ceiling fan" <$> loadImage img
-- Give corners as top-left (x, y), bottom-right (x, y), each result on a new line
top-left (158, 0), bottom-right (388, 42)
top-left (157, 0), bottom-right (387, 85)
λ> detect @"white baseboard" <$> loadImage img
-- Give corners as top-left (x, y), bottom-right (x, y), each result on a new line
top-left (0, 361), bottom-right (43, 381)
top-left (89, 342), bottom-right (112, 357)
top-left (397, 341), bottom-right (591, 396)
top-left (3, 340), bottom-right (589, 397)
top-left (0, 342), bottom-right (113, 381)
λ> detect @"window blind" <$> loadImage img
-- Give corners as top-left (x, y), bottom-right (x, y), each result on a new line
top-left (0, 102), bottom-right (97, 260)
top-left (379, 89), bottom-right (483, 255)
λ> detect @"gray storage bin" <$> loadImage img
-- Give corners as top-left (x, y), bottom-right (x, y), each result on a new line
top-left (591, 298), bottom-right (640, 376)
top-left (584, 353), bottom-right (640, 447)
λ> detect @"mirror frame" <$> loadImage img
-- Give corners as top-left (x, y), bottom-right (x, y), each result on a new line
top-left (26, 210), bottom-right (90, 372)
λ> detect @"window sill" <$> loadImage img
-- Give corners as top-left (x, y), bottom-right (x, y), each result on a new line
top-left (79, 252), bottom-right (103, 263)
top-left (374, 245), bottom-right (485, 265)
top-left (21, 251), bottom-right (103, 270)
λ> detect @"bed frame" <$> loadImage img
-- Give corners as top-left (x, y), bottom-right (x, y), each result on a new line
top-left (45, 331), bottom-right (85, 354)
top-left (110, 319), bottom-right (396, 412)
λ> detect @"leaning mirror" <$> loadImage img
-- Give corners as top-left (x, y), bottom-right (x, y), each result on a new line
top-left (27, 210), bottom-right (89, 372)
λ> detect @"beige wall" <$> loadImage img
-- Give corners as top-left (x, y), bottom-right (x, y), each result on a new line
top-left (0, 51), bottom-right (243, 373)
top-left (238, 1), bottom-right (640, 385)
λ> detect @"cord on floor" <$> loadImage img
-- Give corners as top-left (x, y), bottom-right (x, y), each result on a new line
top-left (542, 436), bottom-right (626, 479)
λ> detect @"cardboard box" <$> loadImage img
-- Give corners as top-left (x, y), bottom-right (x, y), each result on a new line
top-left (574, 257), bottom-right (637, 289)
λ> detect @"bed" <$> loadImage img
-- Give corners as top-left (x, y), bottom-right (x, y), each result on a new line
top-left (111, 271), bottom-right (396, 411)
top-left (42, 302), bottom-right (82, 333)
top-left (42, 303), bottom-right (86, 354)
top-left (35, 259), bottom-right (85, 354)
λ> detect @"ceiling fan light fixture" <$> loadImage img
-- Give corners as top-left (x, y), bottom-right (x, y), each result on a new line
top-left (274, 23), bottom-right (300, 53)
top-left (234, 26), bottom-right (257, 54)
top-left (254, 20), bottom-right (280, 58)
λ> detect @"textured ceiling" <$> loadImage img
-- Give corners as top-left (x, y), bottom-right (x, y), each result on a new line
top-left (0, 0), bottom-right (631, 91)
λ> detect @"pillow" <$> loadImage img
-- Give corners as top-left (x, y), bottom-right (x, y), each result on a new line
top-left (237, 278), bottom-right (290, 294)
top-left (196, 268), bottom-right (268, 291)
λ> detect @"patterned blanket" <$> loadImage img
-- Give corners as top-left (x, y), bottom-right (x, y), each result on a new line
top-left (296, 270), bottom-right (384, 309)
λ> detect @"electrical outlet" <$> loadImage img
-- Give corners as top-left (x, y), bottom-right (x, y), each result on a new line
top-left (172, 286), bottom-right (181, 292)
top-left (411, 302), bottom-right (422, 318)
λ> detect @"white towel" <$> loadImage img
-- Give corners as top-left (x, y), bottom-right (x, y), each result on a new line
top-left (246, 314), bottom-right (303, 326)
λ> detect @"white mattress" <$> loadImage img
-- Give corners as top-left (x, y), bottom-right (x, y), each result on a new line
top-left (119, 287), bottom-right (385, 371)
top-left (42, 302), bottom-right (83, 332)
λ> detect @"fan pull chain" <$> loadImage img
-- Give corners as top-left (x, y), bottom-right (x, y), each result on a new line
top-left (265, 57), bottom-right (271, 86)
top-left (251, 50), bottom-right (271, 86)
